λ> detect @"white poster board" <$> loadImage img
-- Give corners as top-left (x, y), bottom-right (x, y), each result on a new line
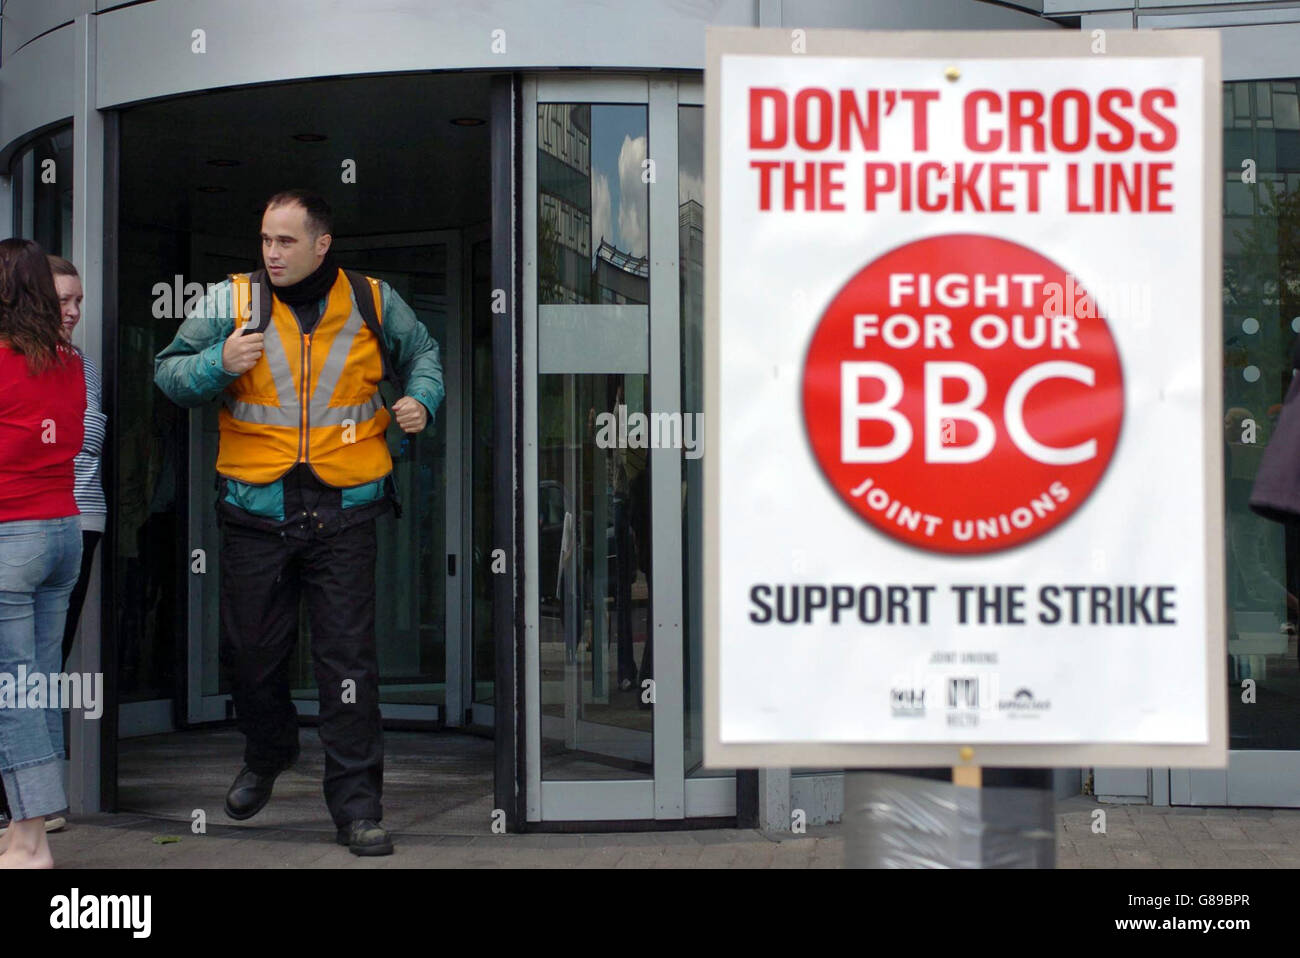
top-left (705, 28), bottom-right (1225, 768)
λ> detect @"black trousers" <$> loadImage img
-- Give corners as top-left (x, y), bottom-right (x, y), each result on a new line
top-left (219, 518), bottom-right (383, 828)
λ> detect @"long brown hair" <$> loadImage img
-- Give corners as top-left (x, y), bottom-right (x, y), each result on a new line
top-left (0, 238), bottom-right (67, 375)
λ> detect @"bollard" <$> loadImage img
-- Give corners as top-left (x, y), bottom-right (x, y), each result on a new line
top-left (844, 768), bottom-right (1056, 868)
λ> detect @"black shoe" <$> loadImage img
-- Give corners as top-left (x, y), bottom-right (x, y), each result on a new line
top-left (336, 819), bottom-right (393, 856)
top-left (224, 753), bottom-right (295, 821)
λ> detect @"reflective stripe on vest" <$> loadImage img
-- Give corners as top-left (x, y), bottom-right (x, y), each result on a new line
top-left (216, 270), bottom-right (392, 487)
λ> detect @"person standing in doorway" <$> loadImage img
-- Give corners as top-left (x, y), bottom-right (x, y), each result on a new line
top-left (0, 239), bottom-right (85, 868)
top-left (0, 255), bottom-right (105, 840)
top-left (49, 256), bottom-right (108, 671)
top-left (153, 190), bottom-right (444, 855)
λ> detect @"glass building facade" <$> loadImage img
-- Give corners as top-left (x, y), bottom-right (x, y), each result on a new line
top-left (2, 0), bottom-right (1296, 827)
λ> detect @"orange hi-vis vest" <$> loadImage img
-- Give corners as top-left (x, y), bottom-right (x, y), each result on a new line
top-left (216, 270), bottom-right (393, 487)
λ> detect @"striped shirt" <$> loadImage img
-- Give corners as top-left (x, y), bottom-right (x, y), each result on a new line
top-left (74, 347), bottom-right (107, 531)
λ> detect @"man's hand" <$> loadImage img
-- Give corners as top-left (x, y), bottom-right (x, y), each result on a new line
top-left (221, 327), bottom-right (264, 375)
top-left (392, 396), bottom-right (428, 433)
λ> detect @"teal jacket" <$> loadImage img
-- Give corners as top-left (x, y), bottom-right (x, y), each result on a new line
top-left (153, 276), bottom-right (445, 520)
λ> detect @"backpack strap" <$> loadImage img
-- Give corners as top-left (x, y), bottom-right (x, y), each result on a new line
top-left (342, 270), bottom-right (409, 500)
top-left (343, 269), bottom-right (401, 391)
top-left (228, 269), bottom-right (273, 333)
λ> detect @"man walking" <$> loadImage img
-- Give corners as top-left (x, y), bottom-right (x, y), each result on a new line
top-left (154, 190), bottom-right (443, 855)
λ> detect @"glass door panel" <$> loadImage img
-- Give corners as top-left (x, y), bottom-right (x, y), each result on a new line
top-left (535, 100), bottom-right (654, 781)
top-left (526, 78), bottom-right (732, 821)
top-left (538, 371), bottom-right (653, 778)
top-left (678, 90), bottom-right (734, 811)
top-left (1221, 79), bottom-right (1300, 751)
top-left (678, 103), bottom-right (710, 778)
top-left (1178, 75), bottom-right (1300, 804)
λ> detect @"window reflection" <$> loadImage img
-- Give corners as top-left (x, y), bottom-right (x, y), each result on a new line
top-left (678, 105), bottom-right (711, 776)
top-left (538, 372), bottom-right (654, 780)
top-left (1223, 79), bottom-right (1300, 750)
top-left (535, 101), bottom-right (654, 779)
top-left (537, 104), bottom-right (649, 305)
top-left (10, 128), bottom-right (74, 258)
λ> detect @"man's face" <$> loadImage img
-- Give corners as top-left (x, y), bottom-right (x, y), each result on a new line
top-left (260, 202), bottom-right (330, 286)
top-left (54, 274), bottom-right (83, 343)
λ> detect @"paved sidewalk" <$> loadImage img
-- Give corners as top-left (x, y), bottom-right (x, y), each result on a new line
top-left (1055, 796), bottom-right (1300, 868)
top-left (28, 795), bottom-right (1300, 867)
top-left (43, 815), bottom-right (844, 869)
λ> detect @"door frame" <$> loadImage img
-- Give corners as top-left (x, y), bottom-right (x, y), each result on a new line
top-left (520, 71), bottom-right (733, 824)
top-left (462, 219), bottom-right (495, 731)
top-left (180, 229), bottom-right (467, 728)
top-left (491, 72), bottom-right (526, 830)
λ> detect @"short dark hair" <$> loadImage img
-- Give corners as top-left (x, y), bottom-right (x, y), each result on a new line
top-left (264, 189), bottom-right (333, 237)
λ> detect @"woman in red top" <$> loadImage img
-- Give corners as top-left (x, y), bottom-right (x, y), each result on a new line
top-left (0, 239), bottom-right (84, 869)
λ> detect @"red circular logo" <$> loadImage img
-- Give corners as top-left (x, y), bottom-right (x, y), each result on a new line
top-left (802, 234), bottom-right (1124, 554)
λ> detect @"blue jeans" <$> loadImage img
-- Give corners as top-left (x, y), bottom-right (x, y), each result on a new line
top-left (0, 516), bottom-right (81, 820)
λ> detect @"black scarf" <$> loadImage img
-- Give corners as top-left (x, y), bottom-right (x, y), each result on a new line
top-left (272, 249), bottom-right (339, 307)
